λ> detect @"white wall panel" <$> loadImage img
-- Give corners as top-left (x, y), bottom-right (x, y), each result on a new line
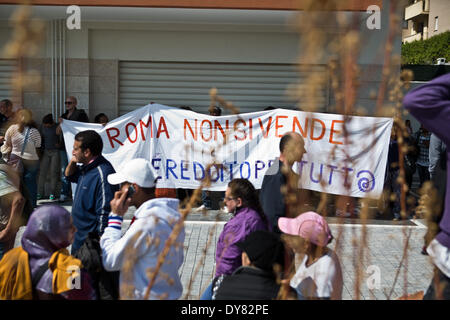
top-left (119, 61), bottom-right (327, 115)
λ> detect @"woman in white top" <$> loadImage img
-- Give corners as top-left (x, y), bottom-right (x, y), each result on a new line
top-left (3, 108), bottom-right (41, 207)
top-left (279, 211), bottom-right (343, 300)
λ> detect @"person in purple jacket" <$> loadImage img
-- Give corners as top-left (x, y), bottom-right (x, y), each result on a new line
top-left (200, 178), bottom-right (270, 299)
top-left (403, 72), bottom-right (450, 299)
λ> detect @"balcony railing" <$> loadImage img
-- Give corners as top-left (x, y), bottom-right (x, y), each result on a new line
top-left (403, 32), bottom-right (423, 43)
top-left (405, 0), bottom-right (429, 20)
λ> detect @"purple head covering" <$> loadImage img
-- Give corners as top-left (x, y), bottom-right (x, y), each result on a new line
top-left (21, 205), bottom-right (73, 290)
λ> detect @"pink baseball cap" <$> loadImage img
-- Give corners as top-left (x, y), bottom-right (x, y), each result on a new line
top-left (278, 211), bottom-right (333, 247)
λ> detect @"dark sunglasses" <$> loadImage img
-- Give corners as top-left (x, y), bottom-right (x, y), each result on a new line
top-left (65, 101), bottom-right (73, 105)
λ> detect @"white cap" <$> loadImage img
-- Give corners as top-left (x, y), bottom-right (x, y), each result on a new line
top-left (107, 158), bottom-right (157, 188)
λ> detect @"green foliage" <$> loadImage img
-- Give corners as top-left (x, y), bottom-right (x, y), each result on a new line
top-left (402, 31), bottom-right (450, 64)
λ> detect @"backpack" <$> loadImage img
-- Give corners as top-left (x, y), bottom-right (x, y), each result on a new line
top-left (74, 232), bottom-right (119, 300)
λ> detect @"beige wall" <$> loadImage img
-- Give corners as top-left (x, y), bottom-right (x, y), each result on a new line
top-left (0, 0), bottom-right (401, 122)
top-left (428, 0), bottom-right (450, 38)
top-left (20, 58), bottom-right (117, 125)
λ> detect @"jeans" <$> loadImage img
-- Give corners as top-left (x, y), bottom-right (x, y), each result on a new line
top-left (417, 164), bottom-right (430, 186)
top-left (0, 237), bottom-right (15, 261)
top-left (0, 241), bottom-right (4, 260)
top-left (200, 282), bottom-right (213, 300)
top-left (201, 190), bottom-right (211, 209)
top-left (423, 268), bottom-right (450, 300)
top-left (38, 149), bottom-right (61, 197)
top-left (386, 169), bottom-right (401, 219)
top-left (201, 191), bottom-right (225, 210)
top-left (22, 159), bottom-right (40, 208)
top-left (59, 150), bottom-right (71, 197)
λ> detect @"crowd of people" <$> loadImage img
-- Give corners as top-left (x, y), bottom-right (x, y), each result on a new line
top-left (0, 72), bottom-right (448, 300)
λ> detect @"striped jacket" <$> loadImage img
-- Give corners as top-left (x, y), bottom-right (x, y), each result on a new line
top-left (67, 155), bottom-right (118, 254)
top-left (100, 198), bottom-right (185, 300)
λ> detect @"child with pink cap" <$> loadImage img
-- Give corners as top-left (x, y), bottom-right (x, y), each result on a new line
top-left (278, 211), bottom-right (343, 300)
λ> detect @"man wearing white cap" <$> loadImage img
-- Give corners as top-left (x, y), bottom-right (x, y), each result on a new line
top-left (100, 158), bottom-right (185, 300)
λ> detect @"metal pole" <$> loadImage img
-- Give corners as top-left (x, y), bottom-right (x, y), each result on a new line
top-left (51, 20), bottom-right (54, 117)
top-left (59, 20), bottom-right (63, 117)
top-left (54, 20), bottom-right (58, 120)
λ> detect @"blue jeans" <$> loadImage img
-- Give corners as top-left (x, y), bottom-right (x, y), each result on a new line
top-left (0, 241), bottom-right (5, 260)
top-left (60, 150), bottom-right (71, 197)
top-left (200, 282), bottom-right (213, 300)
top-left (23, 159), bottom-right (40, 208)
top-left (424, 268), bottom-right (450, 300)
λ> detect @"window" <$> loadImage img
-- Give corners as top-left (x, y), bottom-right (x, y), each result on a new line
top-left (434, 16), bottom-right (438, 31)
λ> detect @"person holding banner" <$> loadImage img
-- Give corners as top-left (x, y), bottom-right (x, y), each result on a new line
top-left (259, 132), bottom-right (307, 233)
top-left (56, 96), bottom-right (89, 203)
top-left (195, 106), bottom-right (225, 212)
top-left (403, 72), bottom-right (450, 299)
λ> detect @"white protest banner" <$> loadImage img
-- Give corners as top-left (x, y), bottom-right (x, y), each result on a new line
top-left (61, 104), bottom-right (393, 198)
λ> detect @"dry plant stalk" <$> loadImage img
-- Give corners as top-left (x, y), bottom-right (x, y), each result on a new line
top-left (3, 2), bottom-right (45, 98)
top-left (387, 228), bottom-right (413, 300)
top-left (287, 0), bottom-right (416, 300)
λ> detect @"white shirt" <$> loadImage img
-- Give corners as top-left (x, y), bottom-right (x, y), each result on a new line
top-left (427, 238), bottom-right (450, 278)
top-left (100, 198), bottom-right (185, 300)
top-left (290, 249), bottom-right (343, 300)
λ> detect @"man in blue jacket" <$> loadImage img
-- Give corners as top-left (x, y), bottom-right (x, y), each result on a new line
top-left (65, 130), bottom-right (118, 254)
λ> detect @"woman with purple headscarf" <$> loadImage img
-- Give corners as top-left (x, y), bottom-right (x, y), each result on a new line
top-left (0, 205), bottom-right (95, 299)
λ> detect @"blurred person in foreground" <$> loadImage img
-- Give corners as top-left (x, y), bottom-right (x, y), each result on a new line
top-left (403, 72), bottom-right (450, 299)
top-left (279, 211), bottom-right (343, 300)
top-left (195, 105), bottom-right (224, 212)
top-left (94, 113), bottom-right (109, 126)
top-left (0, 205), bottom-right (95, 299)
top-left (100, 158), bottom-right (185, 300)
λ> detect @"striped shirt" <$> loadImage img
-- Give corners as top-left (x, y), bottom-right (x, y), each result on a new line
top-left (107, 214), bottom-right (123, 230)
top-left (417, 133), bottom-right (430, 166)
top-left (4, 124), bottom-right (41, 160)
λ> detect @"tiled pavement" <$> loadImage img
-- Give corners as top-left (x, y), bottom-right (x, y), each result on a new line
top-left (178, 219), bottom-right (434, 300)
top-left (17, 202), bottom-right (434, 300)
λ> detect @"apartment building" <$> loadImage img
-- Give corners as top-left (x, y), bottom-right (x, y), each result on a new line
top-left (402, 0), bottom-right (450, 43)
top-left (0, 0), bottom-right (398, 122)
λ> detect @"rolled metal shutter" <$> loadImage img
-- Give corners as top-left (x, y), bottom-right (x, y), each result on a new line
top-left (119, 61), bottom-right (328, 115)
top-left (0, 59), bottom-right (18, 101)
